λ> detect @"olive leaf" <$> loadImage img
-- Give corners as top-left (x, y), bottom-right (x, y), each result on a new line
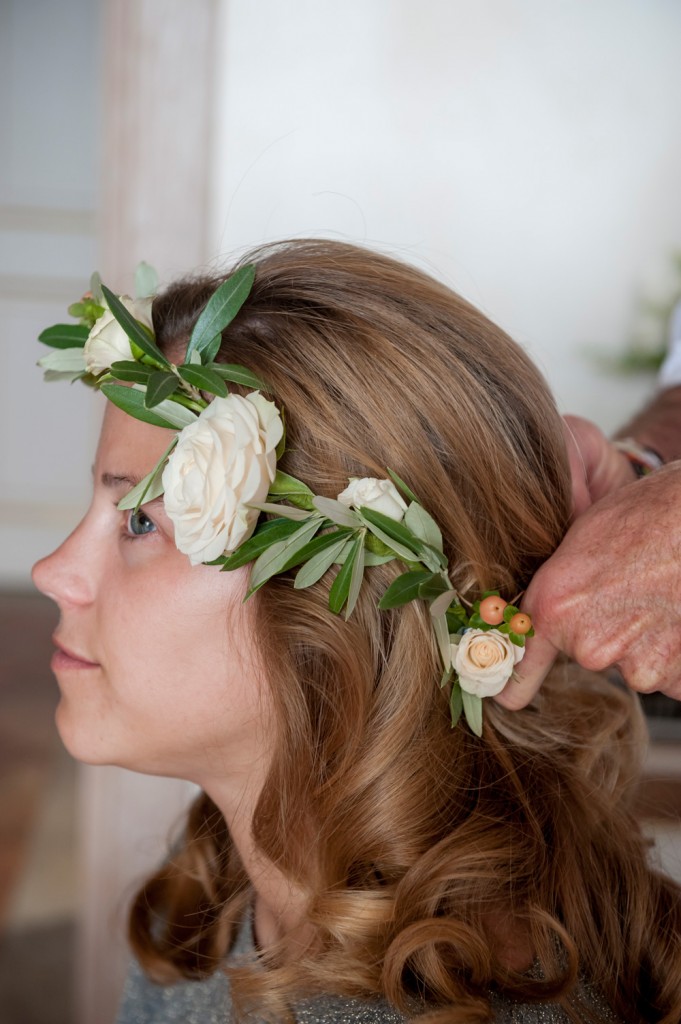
top-left (328, 533), bottom-right (363, 615)
top-left (101, 383), bottom-right (196, 429)
top-left (101, 284), bottom-right (169, 368)
top-left (186, 264), bottom-right (255, 361)
top-left (134, 261), bottom-right (159, 299)
top-left (247, 516), bottom-right (322, 594)
top-left (449, 680), bottom-right (463, 728)
top-left (209, 362), bottom-right (269, 391)
top-left (312, 496), bottom-right (363, 529)
top-left (268, 471), bottom-right (316, 510)
top-left (177, 364), bottom-right (229, 398)
top-left (378, 570), bottom-right (433, 610)
top-left (145, 371), bottom-right (179, 408)
top-left (294, 532), bottom-right (354, 589)
top-left (461, 690), bottom-right (483, 737)
top-left (116, 438), bottom-right (177, 512)
top-left (38, 324), bottom-right (89, 349)
top-left (432, 613), bottom-right (452, 671)
top-left (344, 531), bottom-right (366, 620)
top-left (38, 348), bottom-right (87, 373)
top-left (405, 501), bottom-right (443, 551)
top-left (220, 517), bottom-right (302, 570)
top-left (109, 360), bottom-right (155, 384)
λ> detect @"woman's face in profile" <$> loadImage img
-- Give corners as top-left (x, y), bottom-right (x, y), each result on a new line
top-left (32, 404), bottom-right (271, 786)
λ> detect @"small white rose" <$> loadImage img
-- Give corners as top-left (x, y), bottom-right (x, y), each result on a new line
top-left (83, 295), bottom-right (154, 375)
top-left (453, 628), bottom-right (525, 698)
top-left (337, 477), bottom-right (407, 521)
top-left (162, 392), bottom-right (284, 565)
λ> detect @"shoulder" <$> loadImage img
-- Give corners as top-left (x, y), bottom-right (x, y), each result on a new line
top-left (294, 993), bottom-right (406, 1022)
top-left (115, 958), bottom-right (232, 1024)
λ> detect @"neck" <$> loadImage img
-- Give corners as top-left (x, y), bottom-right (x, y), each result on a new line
top-left (202, 772), bottom-right (309, 948)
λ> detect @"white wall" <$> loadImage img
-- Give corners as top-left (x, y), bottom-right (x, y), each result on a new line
top-left (211, 0), bottom-right (681, 428)
top-left (0, 0), bottom-right (102, 588)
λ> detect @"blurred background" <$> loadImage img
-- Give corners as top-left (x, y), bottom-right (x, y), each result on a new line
top-left (1, 1), bottom-right (681, 1021)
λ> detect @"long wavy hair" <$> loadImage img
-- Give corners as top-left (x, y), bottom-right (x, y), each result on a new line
top-left (128, 240), bottom-right (681, 1022)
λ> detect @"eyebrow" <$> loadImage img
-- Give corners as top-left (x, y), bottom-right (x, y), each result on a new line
top-left (100, 472), bottom-right (140, 489)
top-left (97, 470), bottom-right (164, 507)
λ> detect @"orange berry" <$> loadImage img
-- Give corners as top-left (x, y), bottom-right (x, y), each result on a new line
top-left (509, 612), bottom-right (532, 635)
top-left (479, 595), bottom-right (507, 625)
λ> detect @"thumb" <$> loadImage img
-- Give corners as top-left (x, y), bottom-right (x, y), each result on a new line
top-left (493, 633), bottom-right (560, 710)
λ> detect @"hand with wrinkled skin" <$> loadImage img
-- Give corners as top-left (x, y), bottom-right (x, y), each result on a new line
top-left (496, 419), bottom-right (681, 707)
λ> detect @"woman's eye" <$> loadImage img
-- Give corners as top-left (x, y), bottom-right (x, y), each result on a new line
top-left (126, 509), bottom-right (157, 537)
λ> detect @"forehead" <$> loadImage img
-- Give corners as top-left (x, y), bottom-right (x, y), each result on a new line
top-left (96, 402), bottom-right (177, 478)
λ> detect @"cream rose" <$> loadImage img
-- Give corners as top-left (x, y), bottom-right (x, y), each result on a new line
top-left (453, 628), bottom-right (525, 698)
top-left (337, 477), bottom-right (407, 521)
top-left (162, 392), bottom-right (284, 565)
top-left (83, 295), bottom-right (154, 374)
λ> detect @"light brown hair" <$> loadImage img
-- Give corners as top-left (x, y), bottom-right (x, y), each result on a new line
top-left (129, 240), bottom-right (681, 1022)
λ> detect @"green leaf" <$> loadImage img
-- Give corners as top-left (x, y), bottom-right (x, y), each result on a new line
top-left (38, 324), bottom-right (89, 349)
top-left (358, 510), bottom-right (418, 563)
top-left (134, 261), bottom-right (158, 299)
top-left (363, 550), bottom-right (396, 567)
top-left (116, 438), bottom-right (177, 511)
top-left (177, 364), bottom-right (229, 397)
top-left (378, 570), bottom-right (433, 610)
top-left (101, 284), bottom-right (169, 367)
top-left (344, 531), bottom-right (366, 620)
top-left (358, 507), bottom-right (422, 555)
top-left (446, 604), bottom-right (469, 633)
top-left (328, 534), bottom-right (362, 615)
top-left (38, 348), bottom-right (87, 372)
top-left (248, 516), bottom-right (322, 593)
top-left (461, 690), bottom-right (483, 737)
top-left (440, 666), bottom-right (453, 689)
top-left (268, 471), bottom-right (316, 510)
top-left (386, 468), bottom-right (420, 504)
top-left (405, 501), bottom-right (443, 551)
top-left (100, 383), bottom-right (193, 429)
top-left (432, 613), bottom-right (452, 670)
top-left (418, 574), bottom-right (450, 601)
top-left (89, 271), bottom-right (103, 302)
top-left (364, 532), bottom-right (393, 557)
top-left (186, 264), bottom-right (255, 361)
top-left (294, 532), bottom-right (354, 589)
top-left (145, 371), bottom-right (179, 408)
top-left (202, 334), bottom-right (223, 365)
top-left (429, 589), bottom-right (457, 618)
top-left (220, 517), bottom-right (302, 570)
top-left (449, 680), bottom-right (463, 728)
top-left (247, 501), bottom-right (311, 521)
top-left (209, 362), bottom-right (269, 391)
top-left (312, 496), bottom-right (363, 529)
top-left (283, 527), bottom-right (353, 573)
top-left (109, 360), bottom-right (155, 384)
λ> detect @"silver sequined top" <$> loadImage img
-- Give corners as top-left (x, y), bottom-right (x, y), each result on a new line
top-left (116, 916), bottom-right (615, 1024)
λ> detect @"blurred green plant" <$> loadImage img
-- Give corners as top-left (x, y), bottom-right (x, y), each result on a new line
top-left (593, 251), bottom-right (681, 375)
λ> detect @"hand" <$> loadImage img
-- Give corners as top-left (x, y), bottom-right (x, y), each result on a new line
top-left (495, 452), bottom-right (681, 707)
top-left (562, 414), bottom-right (636, 516)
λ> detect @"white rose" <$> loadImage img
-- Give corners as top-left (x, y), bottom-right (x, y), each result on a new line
top-left (162, 392), bottom-right (284, 565)
top-left (453, 628), bottom-right (525, 698)
top-left (337, 477), bottom-right (407, 521)
top-left (83, 295), bottom-right (154, 374)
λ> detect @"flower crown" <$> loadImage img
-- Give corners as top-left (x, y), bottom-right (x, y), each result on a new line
top-left (38, 263), bottom-right (533, 737)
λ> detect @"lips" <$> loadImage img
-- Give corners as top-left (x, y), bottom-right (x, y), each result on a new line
top-left (51, 635), bottom-right (100, 669)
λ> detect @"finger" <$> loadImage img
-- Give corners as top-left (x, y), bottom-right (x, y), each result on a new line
top-left (493, 633), bottom-right (560, 710)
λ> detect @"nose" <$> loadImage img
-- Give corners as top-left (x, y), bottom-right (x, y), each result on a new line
top-left (32, 518), bottom-right (94, 610)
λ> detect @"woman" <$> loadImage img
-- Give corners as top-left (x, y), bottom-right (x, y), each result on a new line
top-left (33, 240), bottom-right (681, 1022)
